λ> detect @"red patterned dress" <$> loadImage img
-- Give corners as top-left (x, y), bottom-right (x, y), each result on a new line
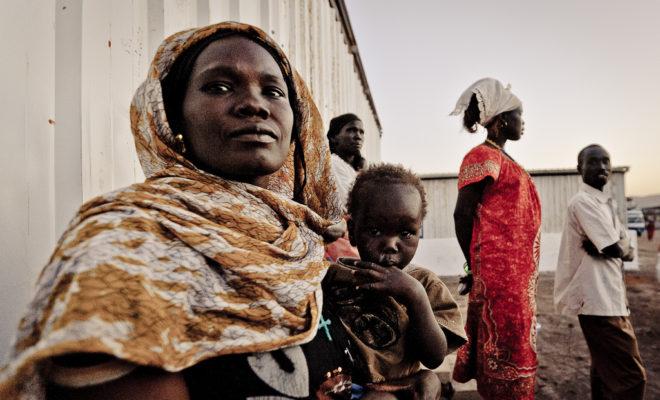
top-left (452, 144), bottom-right (541, 399)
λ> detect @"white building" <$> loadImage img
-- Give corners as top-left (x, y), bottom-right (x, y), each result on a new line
top-left (411, 167), bottom-right (638, 275)
top-left (0, 0), bottom-right (381, 360)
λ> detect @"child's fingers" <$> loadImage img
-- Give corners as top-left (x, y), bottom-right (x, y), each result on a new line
top-left (353, 268), bottom-right (383, 281)
top-left (324, 263), bottom-right (359, 285)
top-left (356, 281), bottom-right (388, 291)
top-left (339, 257), bottom-right (360, 267)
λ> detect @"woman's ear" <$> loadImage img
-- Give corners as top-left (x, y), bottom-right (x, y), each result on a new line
top-left (327, 135), bottom-right (336, 149)
top-left (492, 114), bottom-right (503, 129)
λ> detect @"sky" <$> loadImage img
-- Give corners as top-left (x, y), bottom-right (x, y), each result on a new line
top-left (344, 0), bottom-right (660, 197)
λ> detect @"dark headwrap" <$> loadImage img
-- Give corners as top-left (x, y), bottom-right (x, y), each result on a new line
top-left (327, 113), bottom-right (365, 171)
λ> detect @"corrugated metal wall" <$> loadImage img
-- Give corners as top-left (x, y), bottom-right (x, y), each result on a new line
top-left (77, 0), bottom-right (381, 211)
top-left (421, 177), bottom-right (459, 239)
top-left (0, 0), bottom-right (381, 360)
top-left (421, 170), bottom-right (627, 239)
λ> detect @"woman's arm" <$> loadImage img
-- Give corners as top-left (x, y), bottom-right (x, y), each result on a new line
top-left (48, 367), bottom-right (190, 400)
top-left (453, 179), bottom-right (490, 265)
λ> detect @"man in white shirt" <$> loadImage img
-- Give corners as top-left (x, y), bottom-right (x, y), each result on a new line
top-left (554, 144), bottom-right (646, 399)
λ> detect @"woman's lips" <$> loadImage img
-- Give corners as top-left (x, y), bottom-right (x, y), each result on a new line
top-left (230, 126), bottom-right (278, 144)
top-left (232, 133), bottom-right (277, 143)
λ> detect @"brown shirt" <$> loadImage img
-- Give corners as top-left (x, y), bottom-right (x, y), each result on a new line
top-left (325, 262), bottom-right (467, 383)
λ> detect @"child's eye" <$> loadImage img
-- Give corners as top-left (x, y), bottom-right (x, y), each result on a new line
top-left (202, 82), bottom-right (231, 94)
top-left (400, 231), bottom-right (416, 239)
top-left (368, 228), bottom-right (381, 236)
top-left (264, 86), bottom-right (286, 98)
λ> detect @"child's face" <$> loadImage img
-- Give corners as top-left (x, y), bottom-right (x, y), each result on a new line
top-left (349, 183), bottom-right (422, 269)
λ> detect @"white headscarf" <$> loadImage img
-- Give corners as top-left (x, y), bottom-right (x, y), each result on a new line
top-left (450, 78), bottom-right (522, 127)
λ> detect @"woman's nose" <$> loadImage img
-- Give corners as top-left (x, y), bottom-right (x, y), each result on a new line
top-left (234, 89), bottom-right (270, 119)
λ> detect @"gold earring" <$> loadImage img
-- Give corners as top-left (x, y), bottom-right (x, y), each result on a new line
top-left (175, 133), bottom-right (186, 154)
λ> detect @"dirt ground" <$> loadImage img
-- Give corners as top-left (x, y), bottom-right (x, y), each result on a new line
top-left (441, 234), bottom-right (659, 399)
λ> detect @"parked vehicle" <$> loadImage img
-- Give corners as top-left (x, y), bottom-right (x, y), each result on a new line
top-left (627, 209), bottom-right (645, 236)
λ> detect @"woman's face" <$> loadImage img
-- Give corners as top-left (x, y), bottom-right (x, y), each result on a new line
top-left (333, 120), bottom-right (364, 157)
top-left (502, 108), bottom-right (524, 141)
top-left (181, 36), bottom-right (294, 186)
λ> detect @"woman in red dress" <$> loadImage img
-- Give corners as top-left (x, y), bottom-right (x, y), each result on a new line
top-left (450, 78), bottom-right (541, 399)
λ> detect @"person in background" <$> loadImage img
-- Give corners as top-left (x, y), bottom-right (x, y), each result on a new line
top-left (325, 113), bottom-right (366, 262)
top-left (327, 113), bottom-right (367, 208)
top-left (0, 22), bottom-right (353, 399)
top-left (554, 144), bottom-right (646, 400)
top-left (450, 78), bottom-right (541, 399)
top-left (324, 164), bottom-right (466, 399)
top-left (646, 215), bottom-right (655, 241)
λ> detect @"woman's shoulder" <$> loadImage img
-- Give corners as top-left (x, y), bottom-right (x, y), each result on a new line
top-left (460, 144), bottom-right (502, 172)
top-left (458, 145), bottom-right (502, 187)
top-left (331, 153), bottom-right (356, 173)
top-left (462, 143), bottom-right (501, 161)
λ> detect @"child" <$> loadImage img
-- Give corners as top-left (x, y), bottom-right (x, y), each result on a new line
top-left (323, 164), bottom-right (467, 399)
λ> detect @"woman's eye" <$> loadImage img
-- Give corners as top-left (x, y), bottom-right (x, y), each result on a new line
top-left (202, 82), bottom-right (231, 94)
top-left (264, 86), bottom-right (286, 98)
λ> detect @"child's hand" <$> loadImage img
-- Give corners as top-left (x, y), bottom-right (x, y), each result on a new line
top-left (323, 263), bottom-right (358, 286)
top-left (347, 260), bottom-right (425, 304)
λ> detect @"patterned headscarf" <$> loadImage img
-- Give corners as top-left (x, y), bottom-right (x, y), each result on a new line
top-left (0, 22), bottom-right (342, 399)
top-left (450, 78), bottom-right (522, 127)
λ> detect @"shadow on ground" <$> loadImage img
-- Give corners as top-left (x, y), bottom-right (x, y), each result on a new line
top-left (440, 234), bottom-right (659, 399)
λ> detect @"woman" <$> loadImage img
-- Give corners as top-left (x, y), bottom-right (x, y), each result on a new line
top-left (0, 22), bottom-right (350, 399)
top-left (324, 114), bottom-right (366, 262)
top-left (327, 113), bottom-right (366, 207)
top-left (450, 78), bottom-right (541, 399)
